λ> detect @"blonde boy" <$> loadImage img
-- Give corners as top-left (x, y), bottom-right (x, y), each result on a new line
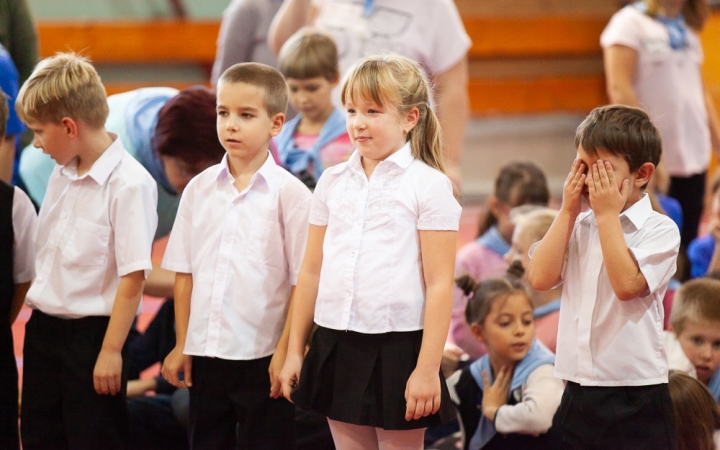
top-left (161, 63), bottom-right (311, 448)
top-left (273, 27), bottom-right (352, 189)
top-left (16, 53), bottom-right (158, 449)
top-left (665, 278), bottom-right (720, 402)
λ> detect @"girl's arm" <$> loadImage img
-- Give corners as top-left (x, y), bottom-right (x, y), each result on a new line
top-left (406, 229), bottom-right (457, 421)
top-left (494, 364), bottom-right (564, 435)
top-left (704, 87), bottom-right (720, 155)
top-left (603, 44), bottom-right (639, 107)
top-left (267, 0), bottom-right (318, 54)
top-left (279, 224), bottom-right (326, 401)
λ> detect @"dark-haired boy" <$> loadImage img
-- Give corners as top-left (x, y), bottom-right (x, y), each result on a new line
top-left (161, 62), bottom-right (311, 448)
top-left (528, 105), bottom-right (680, 449)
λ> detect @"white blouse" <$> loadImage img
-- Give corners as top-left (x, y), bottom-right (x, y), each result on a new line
top-left (12, 186), bottom-right (37, 284)
top-left (310, 142), bottom-right (461, 333)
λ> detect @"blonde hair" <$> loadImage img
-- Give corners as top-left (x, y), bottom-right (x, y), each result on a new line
top-left (340, 54), bottom-right (444, 172)
top-left (668, 371), bottom-right (720, 450)
top-left (645, 0), bottom-right (709, 31)
top-left (219, 62), bottom-right (288, 117)
top-left (514, 208), bottom-right (557, 245)
top-left (670, 278), bottom-right (720, 334)
top-left (16, 53), bottom-right (108, 128)
top-left (278, 27), bottom-right (339, 82)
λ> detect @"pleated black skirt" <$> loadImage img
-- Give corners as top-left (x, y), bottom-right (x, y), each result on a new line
top-left (291, 326), bottom-right (456, 430)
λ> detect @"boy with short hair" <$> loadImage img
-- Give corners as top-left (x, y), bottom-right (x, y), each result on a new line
top-left (16, 53), bottom-right (158, 449)
top-left (664, 278), bottom-right (720, 402)
top-left (528, 105), bottom-right (681, 449)
top-left (0, 92), bottom-right (37, 450)
top-left (273, 27), bottom-right (352, 189)
top-left (161, 62), bottom-right (311, 448)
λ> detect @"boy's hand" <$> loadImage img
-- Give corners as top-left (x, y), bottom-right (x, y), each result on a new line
top-left (161, 346), bottom-right (192, 389)
top-left (94, 348), bottom-right (123, 395)
top-left (588, 160), bottom-right (629, 218)
top-left (404, 367), bottom-right (441, 421)
top-left (561, 159), bottom-right (586, 218)
top-left (481, 366), bottom-right (511, 421)
top-left (278, 353), bottom-right (303, 403)
top-left (268, 348), bottom-right (287, 399)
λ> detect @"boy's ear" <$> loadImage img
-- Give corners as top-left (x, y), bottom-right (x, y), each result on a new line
top-left (470, 323), bottom-right (486, 343)
top-left (634, 162), bottom-right (655, 188)
top-left (330, 74), bottom-right (340, 88)
top-left (269, 112), bottom-right (286, 137)
top-left (60, 117), bottom-right (78, 139)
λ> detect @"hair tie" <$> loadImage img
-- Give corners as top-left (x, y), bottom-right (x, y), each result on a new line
top-left (467, 291), bottom-right (474, 299)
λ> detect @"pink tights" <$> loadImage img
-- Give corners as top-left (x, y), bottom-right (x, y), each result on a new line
top-left (327, 419), bottom-right (425, 450)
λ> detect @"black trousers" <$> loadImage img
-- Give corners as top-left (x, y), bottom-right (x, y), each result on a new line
top-left (21, 310), bottom-right (130, 450)
top-left (188, 355), bottom-right (295, 450)
top-left (0, 326), bottom-right (18, 450)
top-left (551, 381), bottom-right (677, 450)
top-left (669, 172), bottom-right (706, 247)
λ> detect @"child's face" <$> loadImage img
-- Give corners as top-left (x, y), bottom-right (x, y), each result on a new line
top-left (27, 119), bottom-right (76, 166)
top-left (575, 145), bottom-right (641, 211)
top-left (216, 81), bottom-right (284, 162)
top-left (472, 293), bottom-right (534, 367)
top-left (345, 95), bottom-right (417, 164)
top-left (505, 223), bottom-right (533, 280)
top-left (287, 76), bottom-right (337, 123)
top-left (677, 319), bottom-right (720, 384)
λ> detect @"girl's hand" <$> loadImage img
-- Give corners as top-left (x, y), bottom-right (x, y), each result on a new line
top-left (278, 353), bottom-right (304, 403)
top-left (268, 348), bottom-right (287, 399)
top-left (561, 160), bottom-right (586, 218)
top-left (161, 346), bottom-right (192, 389)
top-left (588, 160), bottom-right (629, 218)
top-left (481, 366), bottom-right (511, 421)
top-left (405, 368), bottom-right (441, 421)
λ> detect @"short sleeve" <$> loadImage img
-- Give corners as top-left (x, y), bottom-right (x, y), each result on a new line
top-left (600, 7), bottom-right (643, 51)
top-left (417, 174), bottom-right (461, 231)
top-left (309, 171), bottom-right (330, 226)
top-left (12, 187), bottom-right (37, 283)
top-left (281, 180), bottom-right (312, 284)
top-left (161, 181), bottom-right (195, 274)
top-left (112, 181), bottom-right (158, 277)
top-left (628, 217), bottom-right (681, 296)
top-left (425, 0), bottom-right (471, 75)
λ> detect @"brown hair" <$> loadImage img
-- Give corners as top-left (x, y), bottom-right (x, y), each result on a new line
top-left (478, 162), bottom-right (550, 237)
top-left (645, 0), bottom-right (709, 31)
top-left (16, 52), bottom-right (108, 128)
top-left (218, 62), bottom-right (288, 116)
top-left (668, 371), bottom-right (720, 450)
top-left (457, 275), bottom-right (531, 326)
top-left (341, 54), bottom-right (444, 172)
top-left (0, 91), bottom-right (7, 137)
top-left (670, 278), bottom-right (720, 334)
top-left (278, 27), bottom-right (339, 81)
top-left (152, 86), bottom-right (225, 166)
top-left (575, 105), bottom-right (662, 185)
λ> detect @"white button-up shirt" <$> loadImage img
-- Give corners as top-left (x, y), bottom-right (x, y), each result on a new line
top-left (162, 153), bottom-right (312, 360)
top-left (311, 143), bottom-right (461, 333)
top-left (543, 194), bottom-right (679, 386)
top-left (12, 186), bottom-right (38, 284)
top-left (27, 135), bottom-right (158, 318)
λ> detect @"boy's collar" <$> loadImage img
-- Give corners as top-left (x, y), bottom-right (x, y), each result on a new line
top-left (217, 150), bottom-right (278, 189)
top-left (579, 193), bottom-right (653, 230)
top-left (60, 133), bottom-right (124, 185)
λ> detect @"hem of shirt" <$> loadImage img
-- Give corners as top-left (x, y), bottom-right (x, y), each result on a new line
top-left (27, 306), bottom-right (112, 319)
top-left (160, 262), bottom-right (192, 274)
top-left (555, 372), bottom-right (668, 387)
top-left (182, 348), bottom-right (276, 361)
top-left (118, 260), bottom-right (153, 278)
top-left (314, 320), bottom-right (424, 334)
top-left (14, 273), bottom-right (35, 284)
top-left (309, 219), bottom-right (328, 227)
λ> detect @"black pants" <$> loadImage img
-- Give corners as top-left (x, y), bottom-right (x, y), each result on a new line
top-left (669, 172), bottom-right (706, 247)
top-left (0, 326), bottom-right (18, 450)
top-left (188, 355), bottom-right (295, 450)
top-left (21, 310), bottom-right (130, 450)
top-left (551, 381), bottom-right (677, 450)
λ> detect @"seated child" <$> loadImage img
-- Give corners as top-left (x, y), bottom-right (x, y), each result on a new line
top-left (449, 275), bottom-right (563, 450)
top-left (272, 27), bottom-right (352, 189)
top-left (505, 207), bottom-right (560, 353)
top-left (0, 93), bottom-right (37, 450)
top-left (668, 371), bottom-right (720, 450)
top-left (161, 62), bottom-right (312, 449)
top-left (664, 278), bottom-right (720, 402)
top-left (451, 162), bottom-right (549, 359)
top-left (688, 172), bottom-right (720, 278)
top-left (16, 53), bottom-right (159, 449)
top-left (529, 105), bottom-right (680, 449)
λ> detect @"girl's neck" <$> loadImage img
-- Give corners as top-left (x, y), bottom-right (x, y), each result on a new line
top-left (298, 104), bottom-right (335, 134)
top-left (488, 352), bottom-right (517, 381)
top-left (656, 0), bottom-right (684, 18)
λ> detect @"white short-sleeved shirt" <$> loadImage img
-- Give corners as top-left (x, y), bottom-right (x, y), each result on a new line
top-left (12, 186), bottom-right (37, 284)
top-left (162, 153), bottom-right (312, 360)
top-left (311, 0), bottom-right (472, 105)
top-left (601, 6), bottom-right (710, 177)
top-left (663, 330), bottom-right (697, 377)
top-left (26, 135), bottom-right (158, 318)
top-left (547, 194), bottom-right (680, 386)
top-left (311, 142), bottom-right (461, 333)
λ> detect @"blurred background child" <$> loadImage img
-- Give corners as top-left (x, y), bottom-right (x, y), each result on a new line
top-left (668, 370), bottom-right (720, 450)
top-left (688, 172), bottom-right (720, 278)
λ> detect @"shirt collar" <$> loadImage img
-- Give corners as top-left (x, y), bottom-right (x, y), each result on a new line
top-left (216, 150), bottom-right (278, 190)
top-left (60, 133), bottom-right (124, 185)
top-left (578, 193), bottom-right (652, 231)
top-left (344, 141), bottom-right (415, 175)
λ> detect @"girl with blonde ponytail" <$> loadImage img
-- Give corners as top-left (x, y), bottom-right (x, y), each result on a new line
top-left (279, 54), bottom-right (461, 449)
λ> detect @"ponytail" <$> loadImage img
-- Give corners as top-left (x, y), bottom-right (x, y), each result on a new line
top-left (410, 103), bottom-right (444, 173)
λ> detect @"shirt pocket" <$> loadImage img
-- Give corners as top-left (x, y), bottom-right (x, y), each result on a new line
top-left (246, 219), bottom-right (284, 270)
top-left (61, 218), bottom-right (111, 266)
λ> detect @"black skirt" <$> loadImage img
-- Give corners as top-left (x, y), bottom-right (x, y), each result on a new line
top-left (291, 326), bottom-right (456, 430)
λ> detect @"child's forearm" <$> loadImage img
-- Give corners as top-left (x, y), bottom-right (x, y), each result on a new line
top-left (417, 283), bottom-right (453, 373)
top-left (527, 210), bottom-right (575, 291)
top-left (172, 272), bottom-right (193, 348)
top-left (102, 271), bottom-right (145, 352)
top-left (274, 287), bottom-right (296, 357)
top-left (287, 272), bottom-right (319, 358)
top-left (10, 281), bottom-right (30, 324)
top-left (596, 214), bottom-right (648, 300)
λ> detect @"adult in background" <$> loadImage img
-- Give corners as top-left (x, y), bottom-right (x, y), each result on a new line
top-left (0, 0), bottom-right (38, 84)
top-left (0, 44), bottom-right (24, 183)
top-left (19, 86), bottom-right (225, 298)
top-left (268, 0), bottom-right (471, 189)
top-left (602, 0), bottom-right (720, 250)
